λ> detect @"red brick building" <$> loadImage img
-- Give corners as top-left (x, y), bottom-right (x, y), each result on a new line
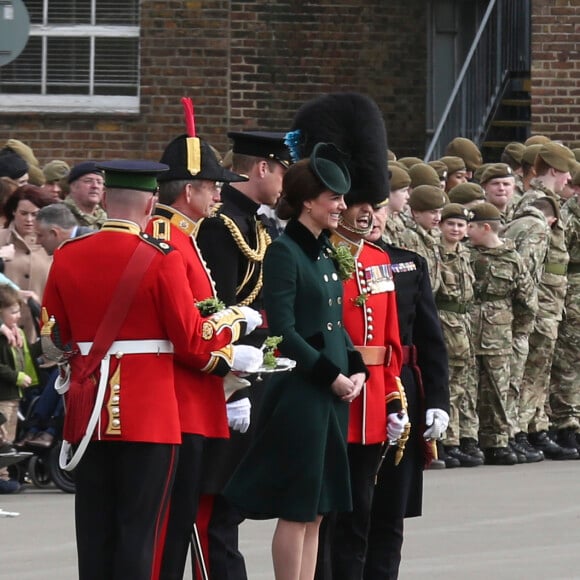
top-left (0, 0), bottom-right (577, 168)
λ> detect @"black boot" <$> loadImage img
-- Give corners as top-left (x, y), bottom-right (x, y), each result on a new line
top-left (508, 438), bottom-right (527, 463)
top-left (513, 432), bottom-right (544, 463)
top-left (483, 446), bottom-right (518, 466)
top-left (437, 441), bottom-right (460, 468)
top-left (444, 445), bottom-right (483, 467)
top-left (555, 428), bottom-right (580, 454)
top-left (460, 437), bottom-right (485, 460)
top-left (529, 430), bottom-right (579, 460)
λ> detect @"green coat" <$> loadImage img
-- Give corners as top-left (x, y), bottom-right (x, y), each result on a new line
top-left (224, 219), bottom-right (366, 522)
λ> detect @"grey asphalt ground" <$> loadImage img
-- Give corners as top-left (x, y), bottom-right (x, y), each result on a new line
top-left (1, 460), bottom-right (579, 579)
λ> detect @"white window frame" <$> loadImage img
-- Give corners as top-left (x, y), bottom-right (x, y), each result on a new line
top-left (0, 3), bottom-right (140, 114)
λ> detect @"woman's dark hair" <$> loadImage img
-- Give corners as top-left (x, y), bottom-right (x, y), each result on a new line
top-left (3, 184), bottom-right (54, 226)
top-left (276, 159), bottom-right (326, 220)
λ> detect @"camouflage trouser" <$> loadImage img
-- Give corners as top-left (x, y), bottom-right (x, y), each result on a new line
top-left (443, 361), bottom-right (473, 446)
top-left (506, 333), bottom-right (529, 438)
top-left (549, 288), bottom-right (580, 430)
top-left (518, 320), bottom-right (559, 434)
top-left (476, 353), bottom-right (510, 448)
top-left (458, 359), bottom-right (479, 441)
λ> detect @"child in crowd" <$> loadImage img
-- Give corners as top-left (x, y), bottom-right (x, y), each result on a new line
top-left (0, 284), bottom-right (41, 493)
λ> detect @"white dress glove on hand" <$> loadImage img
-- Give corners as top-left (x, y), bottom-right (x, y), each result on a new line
top-left (231, 345), bottom-right (263, 373)
top-left (226, 397), bottom-right (252, 433)
top-left (387, 412), bottom-right (409, 442)
top-left (423, 408), bottom-right (450, 439)
top-left (238, 306), bottom-right (263, 336)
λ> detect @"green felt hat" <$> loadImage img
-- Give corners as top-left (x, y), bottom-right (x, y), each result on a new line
top-left (309, 143), bottom-right (351, 195)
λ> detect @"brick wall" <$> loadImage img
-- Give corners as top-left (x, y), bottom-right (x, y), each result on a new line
top-left (0, 0), bottom-right (427, 168)
top-left (530, 0), bottom-right (580, 148)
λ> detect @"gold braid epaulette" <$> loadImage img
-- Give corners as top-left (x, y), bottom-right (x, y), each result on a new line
top-left (218, 213), bottom-right (271, 307)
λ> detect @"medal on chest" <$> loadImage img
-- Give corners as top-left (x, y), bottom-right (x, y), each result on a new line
top-left (364, 263), bottom-right (395, 294)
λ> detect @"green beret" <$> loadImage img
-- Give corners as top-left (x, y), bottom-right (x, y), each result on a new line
top-left (448, 182), bottom-right (485, 204)
top-left (428, 160), bottom-right (448, 180)
top-left (387, 149), bottom-right (397, 162)
top-left (444, 137), bottom-right (483, 171)
top-left (473, 163), bottom-right (492, 183)
top-left (439, 156), bottom-right (466, 175)
top-left (480, 163), bottom-right (514, 184)
top-left (502, 142), bottom-right (525, 165)
top-left (27, 164), bottom-right (46, 186)
top-left (469, 202), bottom-right (502, 222)
top-left (389, 165), bottom-right (411, 191)
top-left (522, 144), bottom-right (542, 166)
top-left (398, 156), bottom-right (423, 169)
top-left (4, 138), bottom-right (39, 167)
top-left (441, 203), bottom-right (470, 222)
top-left (409, 185), bottom-right (448, 211)
top-left (572, 148), bottom-right (580, 163)
top-left (43, 160), bottom-right (71, 183)
top-left (409, 163), bottom-right (440, 188)
top-left (524, 135), bottom-right (551, 146)
top-left (537, 142), bottom-right (576, 173)
top-left (572, 167), bottom-right (580, 186)
top-left (389, 160), bottom-right (408, 171)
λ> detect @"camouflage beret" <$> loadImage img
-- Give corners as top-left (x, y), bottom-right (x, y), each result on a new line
top-left (389, 164), bottom-right (411, 191)
top-left (572, 148), bottom-right (580, 163)
top-left (537, 142), bottom-right (576, 173)
top-left (439, 156), bottom-right (466, 175)
top-left (428, 160), bottom-right (448, 180)
top-left (448, 182), bottom-right (485, 204)
top-left (398, 156), bottom-right (424, 169)
top-left (43, 160), bottom-right (71, 183)
top-left (444, 137), bottom-right (483, 171)
top-left (480, 163), bottom-right (514, 184)
top-left (441, 202), bottom-right (471, 222)
top-left (522, 144), bottom-right (542, 166)
top-left (409, 163), bottom-right (440, 188)
top-left (409, 185), bottom-right (448, 211)
top-left (468, 202), bottom-right (502, 222)
top-left (502, 142), bottom-right (525, 165)
top-left (524, 135), bottom-right (551, 146)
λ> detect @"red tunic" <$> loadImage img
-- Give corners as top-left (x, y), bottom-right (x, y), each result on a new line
top-left (332, 234), bottom-right (403, 445)
top-left (42, 220), bottom-right (235, 444)
top-left (147, 205), bottom-right (229, 438)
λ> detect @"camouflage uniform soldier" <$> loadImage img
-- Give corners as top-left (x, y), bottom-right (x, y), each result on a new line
top-left (401, 185), bottom-right (447, 293)
top-left (501, 199), bottom-right (555, 462)
top-left (467, 203), bottom-right (537, 466)
top-left (436, 204), bottom-right (482, 467)
top-left (550, 182), bottom-right (580, 452)
top-left (515, 142), bottom-right (579, 459)
top-left (382, 164), bottom-right (410, 247)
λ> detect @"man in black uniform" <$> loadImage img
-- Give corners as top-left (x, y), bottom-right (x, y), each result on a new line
top-left (363, 204), bottom-right (450, 580)
top-left (195, 131), bottom-right (291, 579)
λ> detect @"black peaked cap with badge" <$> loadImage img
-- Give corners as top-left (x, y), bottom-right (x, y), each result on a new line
top-left (96, 160), bottom-right (169, 193)
top-left (227, 131), bottom-right (292, 169)
top-left (158, 134), bottom-right (248, 184)
top-left (289, 92), bottom-right (389, 206)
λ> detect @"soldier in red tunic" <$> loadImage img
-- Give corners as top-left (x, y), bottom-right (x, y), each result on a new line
top-left (42, 161), bottom-right (260, 580)
top-left (148, 132), bottom-right (263, 580)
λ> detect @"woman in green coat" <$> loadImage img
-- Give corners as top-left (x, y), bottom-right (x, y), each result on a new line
top-left (224, 144), bottom-right (368, 580)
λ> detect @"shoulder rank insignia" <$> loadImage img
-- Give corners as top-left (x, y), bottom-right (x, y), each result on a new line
top-left (140, 232), bottom-right (173, 254)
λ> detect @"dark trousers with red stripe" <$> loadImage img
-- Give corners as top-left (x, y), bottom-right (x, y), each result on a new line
top-left (74, 440), bottom-right (178, 580)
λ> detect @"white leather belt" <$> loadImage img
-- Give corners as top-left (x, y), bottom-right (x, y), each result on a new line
top-left (76, 339), bottom-right (174, 356)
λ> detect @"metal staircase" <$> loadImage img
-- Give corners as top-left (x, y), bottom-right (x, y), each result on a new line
top-left (424, 0), bottom-right (531, 163)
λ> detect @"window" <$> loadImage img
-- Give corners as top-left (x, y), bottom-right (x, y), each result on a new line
top-left (0, 0), bottom-right (140, 113)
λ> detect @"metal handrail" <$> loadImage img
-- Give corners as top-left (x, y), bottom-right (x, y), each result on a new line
top-left (424, 0), bottom-right (530, 161)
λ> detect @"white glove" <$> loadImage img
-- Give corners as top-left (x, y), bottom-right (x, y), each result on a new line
top-left (423, 408), bottom-right (450, 439)
top-left (232, 345), bottom-right (263, 373)
top-left (223, 372), bottom-right (251, 401)
top-left (239, 306), bottom-right (262, 336)
top-left (387, 412), bottom-right (409, 443)
top-left (227, 397), bottom-right (252, 433)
